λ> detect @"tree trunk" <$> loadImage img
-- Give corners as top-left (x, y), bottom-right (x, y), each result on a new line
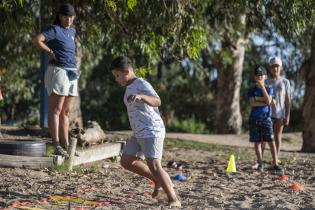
top-left (69, 38), bottom-right (83, 129)
top-left (301, 28), bottom-right (315, 152)
top-left (214, 37), bottom-right (246, 134)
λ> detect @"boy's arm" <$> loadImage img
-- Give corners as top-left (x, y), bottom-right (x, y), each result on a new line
top-left (250, 98), bottom-right (270, 107)
top-left (256, 80), bottom-right (272, 105)
top-left (127, 94), bottom-right (161, 107)
top-left (248, 88), bottom-right (268, 107)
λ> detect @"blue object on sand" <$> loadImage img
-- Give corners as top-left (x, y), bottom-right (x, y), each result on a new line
top-left (174, 173), bottom-right (187, 181)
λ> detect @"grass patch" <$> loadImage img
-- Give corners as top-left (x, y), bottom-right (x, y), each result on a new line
top-left (45, 143), bottom-right (83, 156)
top-left (164, 138), bottom-right (253, 161)
top-left (165, 138), bottom-right (227, 151)
top-left (46, 143), bottom-right (55, 156)
top-left (52, 159), bottom-right (100, 173)
top-left (282, 136), bottom-right (294, 143)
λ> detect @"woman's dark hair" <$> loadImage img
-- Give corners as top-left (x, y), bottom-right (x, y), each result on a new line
top-left (53, 3), bottom-right (76, 25)
top-left (110, 56), bottom-right (133, 72)
top-left (53, 15), bottom-right (61, 25)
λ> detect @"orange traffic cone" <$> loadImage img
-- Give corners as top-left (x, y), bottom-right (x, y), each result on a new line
top-left (279, 175), bottom-right (289, 182)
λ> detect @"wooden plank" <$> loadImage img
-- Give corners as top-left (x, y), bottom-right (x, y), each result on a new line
top-left (67, 137), bottom-right (78, 171)
top-left (73, 142), bottom-right (123, 166)
top-left (0, 154), bottom-right (53, 169)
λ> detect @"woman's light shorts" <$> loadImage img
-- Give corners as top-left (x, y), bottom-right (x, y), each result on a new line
top-left (45, 65), bottom-right (78, 96)
top-left (123, 136), bottom-right (164, 159)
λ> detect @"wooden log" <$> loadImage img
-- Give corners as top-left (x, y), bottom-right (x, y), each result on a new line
top-left (73, 142), bottom-right (123, 166)
top-left (0, 154), bottom-right (53, 169)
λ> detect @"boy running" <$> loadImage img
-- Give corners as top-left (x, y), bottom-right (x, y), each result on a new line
top-left (110, 56), bottom-right (181, 207)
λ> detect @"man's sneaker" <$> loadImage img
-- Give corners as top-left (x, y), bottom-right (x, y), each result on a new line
top-left (257, 164), bottom-right (264, 172)
top-left (55, 145), bottom-right (69, 158)
top-left (273, 164), bottom-right (284, 174)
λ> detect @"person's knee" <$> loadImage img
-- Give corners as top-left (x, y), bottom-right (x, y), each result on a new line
top-left (61, 108), bottom-right (71, 117)
top-left (120, 158), bottom-right (129, 169)
top-left (147, 159), bottom-right (162, 175)
top-left (50, 106), bottom-right (62, 116)
top-left (120, 155), bottom-right (133, 169)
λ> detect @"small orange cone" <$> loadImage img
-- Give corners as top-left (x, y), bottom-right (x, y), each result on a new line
top-left (226, 154), bottom-right (236, 173)
top-left (279, 175), bottom-right (289, 182)
top-left (289, 183), bottom-right (304, 190)
top-left (148, 181), bottom-right (155, 187)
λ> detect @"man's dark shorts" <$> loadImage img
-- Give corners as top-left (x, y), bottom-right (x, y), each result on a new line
top-left (249, 118), bottom-right (274, 143)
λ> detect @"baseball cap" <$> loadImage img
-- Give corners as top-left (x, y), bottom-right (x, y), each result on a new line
top-left (59, 3), bottom-right (76, 16)
top-left (254, 66), bottom-right (267, 75)
top-left (269, 57), bottom-right (282, 66)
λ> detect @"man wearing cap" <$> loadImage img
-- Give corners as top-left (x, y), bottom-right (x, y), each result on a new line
top-left (32, 3), bottom-right (79, 157)
top-left (266, 57), bottom-right (291, 162)
top-left (248, 66), bottom-right (283, 173)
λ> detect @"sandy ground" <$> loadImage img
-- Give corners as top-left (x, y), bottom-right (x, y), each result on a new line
top-left (0, 127), bottom-right (314, 209)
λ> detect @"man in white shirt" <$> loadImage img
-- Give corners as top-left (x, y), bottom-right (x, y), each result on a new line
top-left (266, 57), bottom-right (291, 161)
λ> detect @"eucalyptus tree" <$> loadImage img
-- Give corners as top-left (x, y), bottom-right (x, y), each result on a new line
top-left (195, 0), bottom-right (314, 136)
top-left (198, 0), bottom-right (271, 134)
top-left (273, 1), bottom-right (315, 152)
top-left (0, 0), bottom-right (207, 128)
top-left (257, 0), bottom-right (315, 151)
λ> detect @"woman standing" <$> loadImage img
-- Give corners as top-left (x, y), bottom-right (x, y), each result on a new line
top-left (32, 3), bottom-right (79, 157)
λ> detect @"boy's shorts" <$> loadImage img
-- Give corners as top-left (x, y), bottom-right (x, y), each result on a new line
top-left (45, 65), bottom-right (78, 96)
top-left (249, 118), bottom-right (274, 143)
top-left (123, 136), bottom-right (164, 159)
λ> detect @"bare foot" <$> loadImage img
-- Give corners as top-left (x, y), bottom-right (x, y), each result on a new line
top-left (152, 183), bottom-right (175, 199)
top-left (168, 200), bottom-right (181, 208)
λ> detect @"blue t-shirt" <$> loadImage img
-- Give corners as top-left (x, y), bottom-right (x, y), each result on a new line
top-left (248, 86), bottom-right (273, 121)
top-left (42, 24), bottom-right (76, 68)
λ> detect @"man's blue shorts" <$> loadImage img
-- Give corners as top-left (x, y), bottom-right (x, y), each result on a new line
top-left (249, 118), bottom-right (274, 143)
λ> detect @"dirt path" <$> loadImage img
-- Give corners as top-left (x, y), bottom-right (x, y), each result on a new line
top-left (111, 131), bottom-right (303, 151)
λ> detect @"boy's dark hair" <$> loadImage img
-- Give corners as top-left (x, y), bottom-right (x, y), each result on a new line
top-left (110, 56), bottom-right (133, 72)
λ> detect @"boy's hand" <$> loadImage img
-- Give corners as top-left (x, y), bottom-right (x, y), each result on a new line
top-left (256, 79), bottom-right (265, 88)
top-left (127, 94), bottom-right (142, 103)
top-left (283, 116), bottom-right (290, 126)
top-left (47, 50), bottom-right (57, 61)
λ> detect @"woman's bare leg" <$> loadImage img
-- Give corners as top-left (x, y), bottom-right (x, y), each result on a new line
top-left (48, 93), bottom-right (65, 146)
top-left (59, 96), bottom-right (75, 147)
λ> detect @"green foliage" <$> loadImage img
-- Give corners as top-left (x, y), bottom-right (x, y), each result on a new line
top-left (184, 27), bottom-right (207, 60)
top-left (127, 0), bottom-right (137, 10)
top-left (135, 66), bottom-right (152, 78)
top-left (0, 0), bottom-right (311, 135)
top-left (167, 117), bottom-right (208, 134)
top-left (157, 62), bottom-right (216, 133)
top-left (164, 138), bottom-right (226, 152)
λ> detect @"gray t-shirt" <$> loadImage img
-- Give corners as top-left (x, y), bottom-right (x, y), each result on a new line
top-left (266, 77), bottom-right (291, 119)
top-left (124, 78), bottom-right (165, 138)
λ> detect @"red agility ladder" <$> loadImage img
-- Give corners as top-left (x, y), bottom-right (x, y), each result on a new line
top-left (0, 87), bottom-right (3, 101)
